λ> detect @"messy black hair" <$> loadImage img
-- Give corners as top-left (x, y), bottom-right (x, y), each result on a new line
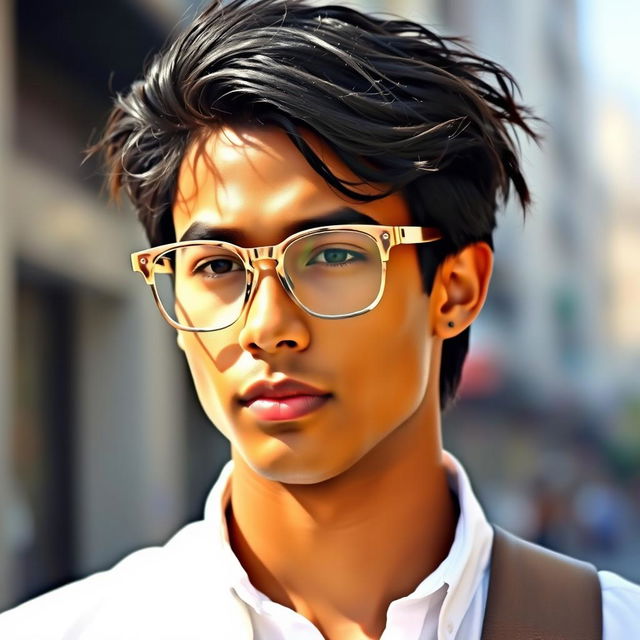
top-left (92, 0), bottom-right (538, 409)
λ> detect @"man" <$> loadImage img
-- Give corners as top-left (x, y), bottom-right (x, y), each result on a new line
top-left (1, 0), bottom-right (639, 638)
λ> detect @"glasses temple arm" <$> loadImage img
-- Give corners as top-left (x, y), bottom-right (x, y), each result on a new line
top-left (395, 227), bottom-right (443, 245)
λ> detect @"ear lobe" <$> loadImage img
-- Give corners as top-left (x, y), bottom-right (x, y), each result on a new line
top-left (430, 242), bottom-right (493, 338)
top-left (176, 332), bottom-right (186, 351)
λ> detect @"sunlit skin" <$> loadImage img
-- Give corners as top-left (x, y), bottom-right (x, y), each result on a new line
top-left (172, 127), bottom-right (493, 640)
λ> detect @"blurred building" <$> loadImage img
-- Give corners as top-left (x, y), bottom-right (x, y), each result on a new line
top-left (599, 100), bottom-right (640, 385)
top-left (0, 0), bottom-right (229, 609)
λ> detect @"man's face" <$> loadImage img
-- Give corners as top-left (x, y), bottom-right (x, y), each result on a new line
top-left (173, 127), bottom-right (436, 484)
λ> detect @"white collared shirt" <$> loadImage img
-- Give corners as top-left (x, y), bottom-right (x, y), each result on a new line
top-left (1, 452), bottom-right (638, 639)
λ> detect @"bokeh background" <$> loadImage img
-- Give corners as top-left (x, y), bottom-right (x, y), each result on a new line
top-left (0, 0), bottom-right (638, 609)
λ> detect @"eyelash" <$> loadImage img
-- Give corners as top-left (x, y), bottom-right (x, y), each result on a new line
top-left (193, 258), bottom-right (243, 276)
top-left (308, 249), bottom-right (365, 266)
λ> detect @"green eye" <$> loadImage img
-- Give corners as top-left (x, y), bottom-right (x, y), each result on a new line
top-left (308, 248), bottom-right (365, 266)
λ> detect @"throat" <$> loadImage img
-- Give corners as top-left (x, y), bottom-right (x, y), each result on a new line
top-left (225, 458), bottom-right (459, 636)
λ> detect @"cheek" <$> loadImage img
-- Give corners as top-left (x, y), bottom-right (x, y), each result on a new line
top-left (336, 261), bottom-right (432, 426)
top-left (180, 331), bottom-right (239, 439)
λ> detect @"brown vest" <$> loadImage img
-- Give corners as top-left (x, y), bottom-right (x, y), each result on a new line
top-left (481, 526), bottom-right (603, 640)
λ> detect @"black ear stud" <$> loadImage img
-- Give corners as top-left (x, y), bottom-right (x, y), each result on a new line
top-left (447, 321), bottom-right (455, 328)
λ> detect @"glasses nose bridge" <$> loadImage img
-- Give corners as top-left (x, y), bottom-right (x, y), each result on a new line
top-left (245, 243), bottom-right (290, 291)
top-left (246, 244), bottom-right (288, 276)
top-left (242, 244), bottom-right (296, 318)
top-left (248, 244), bottom-right (281, 264)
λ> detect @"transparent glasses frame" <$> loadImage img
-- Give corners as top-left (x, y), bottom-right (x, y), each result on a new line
top-left (131, 224), bottom-right (442, 332)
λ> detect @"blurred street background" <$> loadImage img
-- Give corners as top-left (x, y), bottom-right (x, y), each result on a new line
top-left (0, 0), bottom-right (638, 609)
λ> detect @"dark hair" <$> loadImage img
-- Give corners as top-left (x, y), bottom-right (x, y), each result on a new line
top-left (92, 0), bottom-right (538, 409)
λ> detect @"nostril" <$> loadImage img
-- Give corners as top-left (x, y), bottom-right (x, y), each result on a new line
top-left (247, 339), bottom-right (298, 354)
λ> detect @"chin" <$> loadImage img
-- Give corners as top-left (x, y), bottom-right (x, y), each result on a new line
top-left (237, 438), bottom-right (355, 486)
top-left (261, 466), bottom-right (340, 486)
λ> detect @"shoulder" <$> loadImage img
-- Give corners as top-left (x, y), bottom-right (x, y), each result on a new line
top-left (0, 545), bottom-right (164, 639)
top-left (599, 570), bottom-right (640, 640)
top-left (0, 521), bottom-right (248, 639)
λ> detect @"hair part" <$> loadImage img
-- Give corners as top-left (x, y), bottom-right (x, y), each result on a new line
top-left (91, 0), bottom-right (539, 408)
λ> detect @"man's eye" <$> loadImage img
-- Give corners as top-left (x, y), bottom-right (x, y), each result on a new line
top-left (194, 258), bottom-right (243, 276)
top-left (308, 248), bottom-right (365, 266)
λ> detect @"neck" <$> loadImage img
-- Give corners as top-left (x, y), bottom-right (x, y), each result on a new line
top-left (226, 396), bottom-right (458, 639)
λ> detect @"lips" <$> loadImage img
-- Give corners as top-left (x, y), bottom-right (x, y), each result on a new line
top-left (238, 378), bottom-right (332, 421)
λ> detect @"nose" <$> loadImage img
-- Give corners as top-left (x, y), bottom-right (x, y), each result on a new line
top-left (238, 262), bottom-right (311, 356)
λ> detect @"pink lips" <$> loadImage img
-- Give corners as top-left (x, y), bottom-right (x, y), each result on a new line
top-left (238, 378), bottom-right (331, 421)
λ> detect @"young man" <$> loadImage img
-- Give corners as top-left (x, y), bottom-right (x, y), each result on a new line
top-left (1, 0), bottom-right (639, 638)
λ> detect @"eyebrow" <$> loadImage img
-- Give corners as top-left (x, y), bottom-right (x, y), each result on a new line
top-left (178, 208), bottom-right (381, 244)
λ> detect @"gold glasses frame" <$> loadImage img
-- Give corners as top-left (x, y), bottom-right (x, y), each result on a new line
top-left (131, 224), bottom-right (442, 332)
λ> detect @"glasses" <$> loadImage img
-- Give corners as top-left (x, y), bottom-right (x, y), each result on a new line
top-left (131, 224), bottom-right (442, 332)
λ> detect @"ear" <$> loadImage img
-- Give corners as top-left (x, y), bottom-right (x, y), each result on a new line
top-left (177, 331), bottom-right (186, 351)
top-left (429, 242), bottom-right (493, 338)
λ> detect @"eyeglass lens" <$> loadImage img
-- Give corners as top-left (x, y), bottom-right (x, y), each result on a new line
top-left (152, 230), bottom-right (383, 330)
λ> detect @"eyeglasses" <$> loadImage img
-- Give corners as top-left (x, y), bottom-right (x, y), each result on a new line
top-left (131, 224), bottom-right (442, 332)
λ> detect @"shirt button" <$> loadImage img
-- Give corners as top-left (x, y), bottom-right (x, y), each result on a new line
top-left (447, 621), bottom-right (454, 634)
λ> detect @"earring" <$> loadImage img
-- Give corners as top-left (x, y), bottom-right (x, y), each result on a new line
top-left (447, 321), bottom-right (455, 328)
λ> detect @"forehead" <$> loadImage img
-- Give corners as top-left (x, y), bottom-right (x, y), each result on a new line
top-left (172, 126), bottom-right (410, 243)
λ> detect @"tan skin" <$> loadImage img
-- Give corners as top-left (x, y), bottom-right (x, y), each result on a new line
top-left (172, 126), bottom-right (493, 640)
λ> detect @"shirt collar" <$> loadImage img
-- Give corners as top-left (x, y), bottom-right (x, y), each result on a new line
top-left (203, 451), bottom-right (493, 624)
top-left (438, 451), bottom-right (494, 637)
top-left (203, 461), bottom-right (260, 607)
